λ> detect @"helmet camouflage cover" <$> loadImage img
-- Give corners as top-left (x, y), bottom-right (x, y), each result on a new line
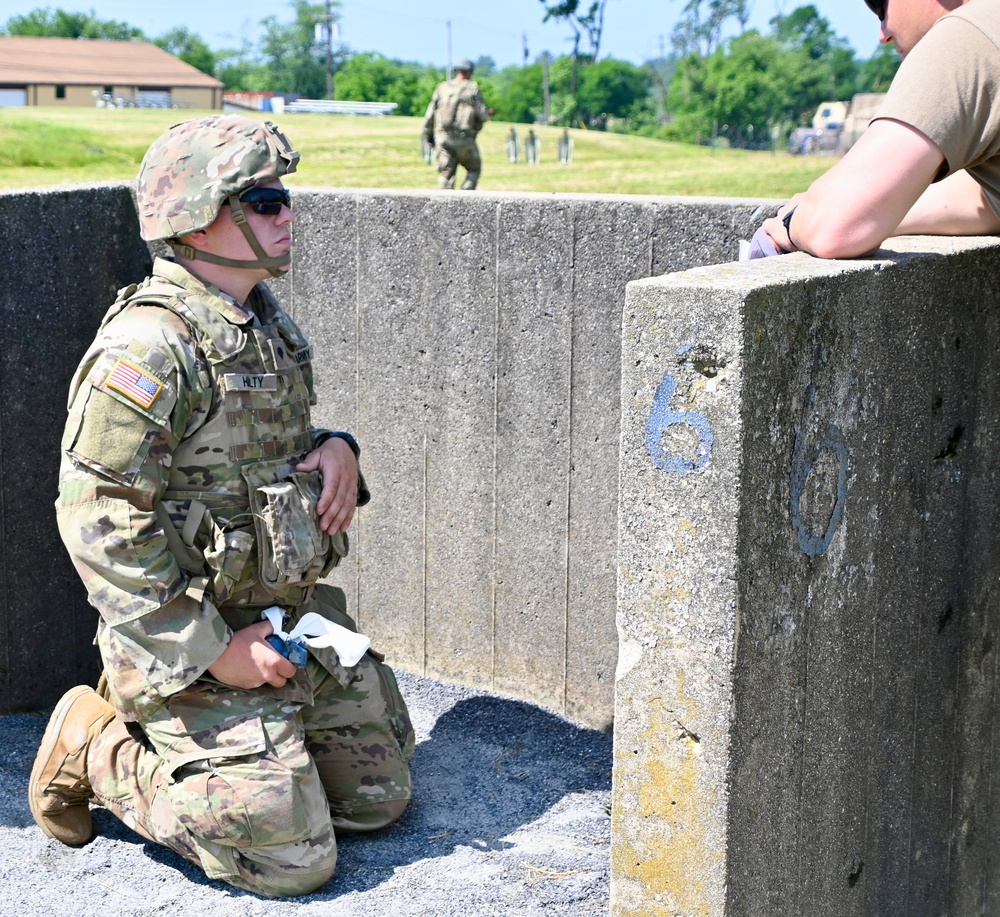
top-left (136, 115), bottom-right (299, 242)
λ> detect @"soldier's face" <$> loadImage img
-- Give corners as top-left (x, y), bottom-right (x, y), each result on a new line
top-left (878, 0), bottom-right (958, 58)
top-left (209, 179), bottom-right (296, 276)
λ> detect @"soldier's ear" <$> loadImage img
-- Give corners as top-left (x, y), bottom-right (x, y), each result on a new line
top-left (173, 227), bottom-right (213, 255)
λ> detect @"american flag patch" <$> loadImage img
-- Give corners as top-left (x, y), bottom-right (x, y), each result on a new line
top-left (106, 358), bottom-right (163, 409)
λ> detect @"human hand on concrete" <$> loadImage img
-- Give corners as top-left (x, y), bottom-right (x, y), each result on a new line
top-left (296, 436), bottom-right (359, 534)
top-left (207, 620), bottom-right (297, 689)
top-left (744, 226), bottom-right (783, 259)
top-left (758, 196), bottom-right (805, 255)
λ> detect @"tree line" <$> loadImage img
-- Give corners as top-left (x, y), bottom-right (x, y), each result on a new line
top-left (1, 1), bottom-right (900, 148)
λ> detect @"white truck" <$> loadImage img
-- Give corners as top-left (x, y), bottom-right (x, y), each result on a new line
top-left (788, 100), bottom-right (849, 154)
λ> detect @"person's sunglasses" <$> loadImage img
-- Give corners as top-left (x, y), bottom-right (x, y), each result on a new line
top-left (863, 0), bottom-right (887, 21)
top-left (238, 187), bottom-right (291, 215)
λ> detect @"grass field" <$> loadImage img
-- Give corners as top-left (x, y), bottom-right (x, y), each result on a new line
top-left (0, 107), bottom-right (836, 198)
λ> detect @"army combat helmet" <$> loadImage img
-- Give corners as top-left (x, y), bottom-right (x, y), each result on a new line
top-left (136, 115), bottom-right (299, 277)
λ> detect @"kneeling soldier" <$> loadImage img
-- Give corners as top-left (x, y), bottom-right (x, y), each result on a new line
top-left (30, 116), bottom-right (414, 898)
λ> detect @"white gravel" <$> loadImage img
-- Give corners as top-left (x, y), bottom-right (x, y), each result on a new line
top-left (0, 671), bottom-right (612, 916)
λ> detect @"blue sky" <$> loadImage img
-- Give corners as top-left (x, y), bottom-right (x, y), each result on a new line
top-left (1, 1), bottom-right (887, 66)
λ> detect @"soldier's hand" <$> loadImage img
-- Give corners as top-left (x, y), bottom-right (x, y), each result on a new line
top-left (297, 436), bottom-right (359, 534)
top-left (207, 621), bottom-right (297, 689)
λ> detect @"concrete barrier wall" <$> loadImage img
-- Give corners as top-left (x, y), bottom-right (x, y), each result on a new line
top-left (5, 184), bottom-right (1000, 914)
top-left (0, 183), bottom-right (769, 726)
top-left (0, 186), bottom-right (151, 711)
top-left (615, 236), bottom-right (1000, 916)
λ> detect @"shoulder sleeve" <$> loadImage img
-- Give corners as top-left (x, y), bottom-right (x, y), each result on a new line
top-left (56, 304), bottom-right (228, 702)
top-left (875, 15), bottom-right (1000, 178)
top-left (424, 85), bottom-right (440, 122)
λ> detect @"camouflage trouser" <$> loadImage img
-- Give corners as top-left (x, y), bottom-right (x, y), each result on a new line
top-left (88, 591), bottom-right (414, 898)
top-left (435, 132), bottom-right (482, 189)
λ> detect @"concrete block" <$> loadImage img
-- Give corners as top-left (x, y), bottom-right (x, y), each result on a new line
top-left (615, 238), bottom-right (1000, 916)
top-left (281, 191), bottom-right (364, 604)
top-left (0, 184), bottom-right (151, 711)
top-left (348, 193), bottom-right (434, 668)
top-left (418, 196), bottom-right (499, 689)
top-left (651, 197), bottom-right (778, 274)
top-left (565, 198), bottom-right (658, 728)
top-left (351, 193), bottom-right (500, 686)
top-left (493, 197), bottom-right (575, 705)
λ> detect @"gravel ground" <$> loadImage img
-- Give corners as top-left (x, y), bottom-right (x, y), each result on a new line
top-left (0, 671), bottom-right (612, 916)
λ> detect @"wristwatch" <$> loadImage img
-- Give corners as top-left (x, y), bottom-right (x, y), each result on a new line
top-left (781, 207), bottom-right (797, 248)
top-left (314, 431), bottom-right (360, 458)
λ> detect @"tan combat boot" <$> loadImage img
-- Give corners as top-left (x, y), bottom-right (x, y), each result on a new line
top-left (29, 685), bottom-right (116, 846)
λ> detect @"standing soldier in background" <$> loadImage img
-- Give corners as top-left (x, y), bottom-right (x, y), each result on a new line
top-left (29, 115), bottom-right (414, 898)
top-left (422, 58), bottom-right (491, 190)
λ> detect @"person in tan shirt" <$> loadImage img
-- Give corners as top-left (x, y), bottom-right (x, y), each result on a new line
top-left (759, 0), bottom-right (1000, 259)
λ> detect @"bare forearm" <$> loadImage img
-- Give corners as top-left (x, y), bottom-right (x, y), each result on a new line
top-left (761, 119), bottom-right (947, 259)
top-left (895, 169), bottom-right (1000, 236)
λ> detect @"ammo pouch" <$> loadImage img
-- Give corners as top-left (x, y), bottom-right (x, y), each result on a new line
top-left (159, 467), bottom-right (348, 607)
top-left (249, 467), bottom-right (348, 598)
top-left (156, 499), bottom-right (256, 605)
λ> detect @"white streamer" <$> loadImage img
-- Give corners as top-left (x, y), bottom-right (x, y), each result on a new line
top-left (261, 605), bottom-right (371, 667)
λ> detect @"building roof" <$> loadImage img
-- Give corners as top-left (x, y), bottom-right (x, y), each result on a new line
top-left (0, 36), bottom-right (222, 88)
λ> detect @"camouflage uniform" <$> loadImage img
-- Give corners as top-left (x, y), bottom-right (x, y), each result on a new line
top-left (422, 71), bottom-right (490, 190)
top-left (54, 118), bottom-right (413, 897)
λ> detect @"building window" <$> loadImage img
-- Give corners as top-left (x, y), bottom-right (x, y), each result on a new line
top-left (55, 85), bottom-right (65, 99)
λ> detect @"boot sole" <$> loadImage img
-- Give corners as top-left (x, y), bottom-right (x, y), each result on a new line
top-left (28, 685), bottom-right (95, 841)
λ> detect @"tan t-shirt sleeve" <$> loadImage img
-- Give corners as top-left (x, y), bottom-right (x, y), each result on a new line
top-left (874, 10), bottom-right (1000, 212)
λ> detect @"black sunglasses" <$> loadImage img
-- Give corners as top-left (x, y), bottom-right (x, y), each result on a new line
top-left (864, 0), bottom-right (886, 21)
top-left (238, 187), bottom-right (291, 215)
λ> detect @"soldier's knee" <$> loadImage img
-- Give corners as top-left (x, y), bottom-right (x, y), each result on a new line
top-left (331, 793), bottom-right (410, 834)
top-left (248, 849), bottom-right (338, 898)
top-left (222, 821), bottom-right (338, 898)
top-left (187, 819), bottom-right (338, 899)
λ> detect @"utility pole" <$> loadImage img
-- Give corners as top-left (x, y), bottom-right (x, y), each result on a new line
top-left (446, 19), bottom-right (453, 78)
top-left (317, 0), bottom-right (336, 99)
top-left (542, 51), bottom-right (550, 125)
top-left (522, 31), bottom-right (529, 66)
top-left (657, 34), bottom-right (667, 125)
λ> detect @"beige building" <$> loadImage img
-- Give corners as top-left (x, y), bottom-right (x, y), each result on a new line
top-left (0, 36), bottom-right (223, 109)
top-left (838, 93), bottom-right (887, 153)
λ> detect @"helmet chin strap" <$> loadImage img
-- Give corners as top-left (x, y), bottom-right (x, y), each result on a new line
top-left (168, 194), bottom-right (290, 278)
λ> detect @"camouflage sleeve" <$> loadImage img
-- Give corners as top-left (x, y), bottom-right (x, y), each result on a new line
top-left (56, 304), bottom-right (230, 701)
top-left (474, 87), bottom-right (490, 128)
top-left (422, 85), bottom-right (440, 138)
